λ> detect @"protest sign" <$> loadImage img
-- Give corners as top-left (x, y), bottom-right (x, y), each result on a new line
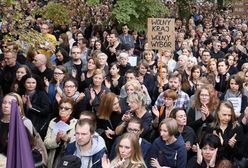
top-left (147, 18), bottom-right (175, 50)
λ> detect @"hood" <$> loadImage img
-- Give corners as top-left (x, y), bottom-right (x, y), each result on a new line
top-left (78, 132), bottom-right (106, 157)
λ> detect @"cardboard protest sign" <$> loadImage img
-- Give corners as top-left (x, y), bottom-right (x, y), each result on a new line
top-left (147, 18), bottom-right (175, 50)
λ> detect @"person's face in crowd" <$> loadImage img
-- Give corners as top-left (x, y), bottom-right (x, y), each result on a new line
top-left (187, 59), bottom-right (195, 69)
top-left (202, 144), bottom-right (217, 162)
top-left (217, 104), bottom-right (232, 125)
top-left (221, 41), bottom-right (228, 49)
top-left (214, 42), bottom-right (221, 51)
top-left (181, 41), bottom-right (188, 49)
top-left (87, 58), bottom-right (96, 70)
top-left (209, 61), bottom-right (217, 72)
top-left (127, 122), bottom-right (142, 137)
top-left (97, 56), bottom-right (107, 66)
top-left (93, 74), bottom-right (104, 87)
top-left (229, 79), bottom-right (239, 93)
top-left (59, 102), bottom-right (73, 119)
top-left (217, 61), bottom-right (228, 75)
top-left (77, 33), bottom-right (84, 40)
top-left (110, 64), bottom-right (119, 76)
top-left (118, 138), bottom-right (132, 159)
top-left (58, 36), bottom-right (64, 43)
top-left (119, 57), bottom-right (128, 66)
top-left (192, 68), bottom-right (201, 80)
top-left (160, 123), bottom-right (173, 143)
top-left (112, 97), bottom-right (120, 112)
top-left (199, 88), bottom-right (210, 105)
top-left (25, 77), bottom-right (37, 92)
top-left (178, 56), bottom-right (187, 67)
top-left (125, 73), bottom-right (136, 82)
top-left (95, 42), bottom-right (101, 50)
top-left (193, 39), bottom-right (199, 46)
top-left (201, 52), bottom-right (211, 63)
top-left (90, 38), bottom-right (96, 47)
top-left (227, 55), bottom-right (234, 66)
top-left (144, 52), bottom-right (153, 62)
top-left (71, 25), bottom-right (78, 34)
top-left (4, 51), bottom-right (16, 67)
top-left (175, 110), bottom-right (187, 126)
top-left (168, 77), bottom-right (180, 91)
top-left (164, 97), bottom-right (174, 108)
top-left (182, 49), bottom-right (190, 56)
top-left (109, 34), bottom-right (117, 44)
top-left (16, 67), bottom-right (27, 81)
top-left (53, 68), bottom-right (65, 83)
top-left (138, 64), bottom-right (148, 76)
top-left (128, 98), bottom-right (141, 112)
top-left (2, 95), bottom-right (17, 115)
top-left (71, 47), bottom-right (81, 60)
top-left (40, 24), bottom-right (49, 34)
top-left (126, 85), bottom-right (135, 95)
top-left (64, 81), bottom-right (77, 97)
top-left (245, 72), bottom-right (248, 84)
top-left (132, 31), bottom-right (138, 40)
top-left (189, 29), bottom-right (196, 37)
top-left (161, 67), bottom-right (168, 79)
top-left (235, 39), bottom-right (242, 46)
top-left (56, 51), bottom-right (64, 62)
top-left (75, 124), bottom-right (92, 147)
top-left (122, 25), bottom-right (129, 34)
top-left (33, 55), bottom-right (43, 68)
top-left (77, 40), bottom-right (86, 49)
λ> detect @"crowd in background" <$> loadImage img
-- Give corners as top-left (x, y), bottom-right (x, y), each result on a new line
top-left (1, 0), bottom-right (248, 168)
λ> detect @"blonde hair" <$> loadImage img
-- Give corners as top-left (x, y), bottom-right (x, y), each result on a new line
top-left (127, 91), bottom-right (146, 107)
top-left (124, 80), bottom-right (142, 92)
top-left (111, 133), bottom-right (147, 167)
top-left (4, 92), bottom-right (25, 117)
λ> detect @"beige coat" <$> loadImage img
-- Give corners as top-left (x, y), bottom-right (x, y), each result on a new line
top-left (44, 118), bottom-right (77, 168)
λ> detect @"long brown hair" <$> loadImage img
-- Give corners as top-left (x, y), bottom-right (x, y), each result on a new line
top-left (211, 101), bottom-right (237, 129)
top-left (193, 84), bottom-right (219, 112)
top-left (97, 92), bottom-right (117, 120)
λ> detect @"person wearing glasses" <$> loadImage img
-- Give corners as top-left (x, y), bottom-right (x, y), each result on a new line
top-left (55, 78), bottom-right (85, 118)
top-left (44, 98), bottom-right (77, 168)
top-left (44, 66), bottom-right (67, 118)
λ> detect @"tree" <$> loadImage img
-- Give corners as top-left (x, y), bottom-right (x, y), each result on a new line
top-left (111, 0), bottom-right (169, 32)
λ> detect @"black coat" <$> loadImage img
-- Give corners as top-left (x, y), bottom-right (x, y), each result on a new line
top-left (25, 91), bottom-right (51, 139)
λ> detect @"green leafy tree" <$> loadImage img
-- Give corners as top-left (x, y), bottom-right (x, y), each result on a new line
top-left (111, 0), bottom-right (169, 32)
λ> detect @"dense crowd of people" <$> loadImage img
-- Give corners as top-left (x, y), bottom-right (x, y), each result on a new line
top-left (1, 0), bottom-right (248, 168)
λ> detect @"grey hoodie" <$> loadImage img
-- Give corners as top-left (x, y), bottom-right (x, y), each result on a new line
top-left (74, 133), bottom-right (106, 168)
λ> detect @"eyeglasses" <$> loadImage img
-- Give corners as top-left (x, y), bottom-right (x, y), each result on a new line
top-left (127, 128), bottom-right (140, 133)
top-left (59, 106), bottom-right (71, 110)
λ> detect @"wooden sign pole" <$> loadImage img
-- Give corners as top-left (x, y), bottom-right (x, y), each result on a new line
top-left (159, 48), bottom-right (163, 88)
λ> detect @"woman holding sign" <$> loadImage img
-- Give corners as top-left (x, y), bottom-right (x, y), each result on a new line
top-left (44, 98), bottom-right (77, 168)
top-left (224, 74), bottom-right (248, 118)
